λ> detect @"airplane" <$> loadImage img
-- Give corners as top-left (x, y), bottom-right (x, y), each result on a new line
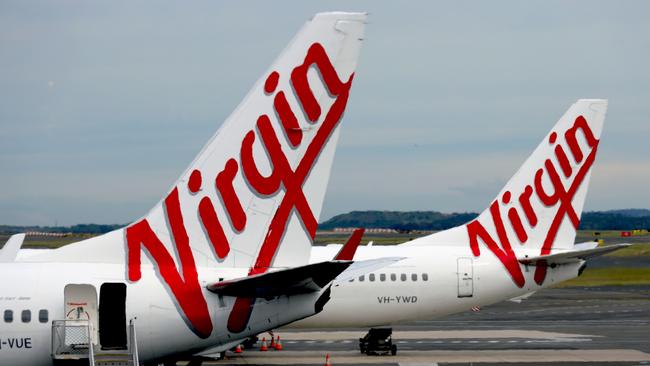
top-left (290, 99), bottom-right (630, 348)
top-left (0, 11), bottom-right (383, 366)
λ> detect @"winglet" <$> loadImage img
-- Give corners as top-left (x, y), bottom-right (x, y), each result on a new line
top-left (0, 233), bottom-right (26, 262)
top-left (334, 228), bottom-right (365, 260)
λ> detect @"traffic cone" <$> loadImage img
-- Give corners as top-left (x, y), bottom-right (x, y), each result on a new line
top-left (325, 353), bottom-right (331, 366)
top-left (234, 344), bottom-right (243, 354)
top-left (274, 336), bottom-right (283, 351)
top-left (270, 335), bottom-right (276, 348)
top-left (260, 337), bottom-right (268, 351)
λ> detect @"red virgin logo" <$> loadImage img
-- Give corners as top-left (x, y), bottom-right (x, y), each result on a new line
top-left (466, 116), bottom-right (599, 287)
top-left (125, 43), bottom-right (355, 338)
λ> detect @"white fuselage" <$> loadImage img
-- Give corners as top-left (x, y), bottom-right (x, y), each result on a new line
top-left (292, 244), bottom-right (582, 328)
top-left (0, 262), bottom-right (320, 366)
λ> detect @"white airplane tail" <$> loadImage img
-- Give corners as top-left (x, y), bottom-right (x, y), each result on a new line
top-left (404, 99), bottom-right (608, 286)
top-left (29, 12), bottom-right (367, 272)
top-left (24, 12), bottom-right (367, 339)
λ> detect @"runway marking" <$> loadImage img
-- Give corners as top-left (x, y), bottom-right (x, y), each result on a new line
top-left (277, 338), bottom-right (592, 346)
top-left (212, 349), bottom-right (650, 364)
top-left (278, 329), bottom-right (596, 340)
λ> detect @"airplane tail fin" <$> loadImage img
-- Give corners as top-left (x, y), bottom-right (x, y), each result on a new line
top-left (127, 12), bottom-right (367, 273)
top-left (404, 99), bottom-right (608, 286)
top-left (29, 12), bottom-right (367, 272)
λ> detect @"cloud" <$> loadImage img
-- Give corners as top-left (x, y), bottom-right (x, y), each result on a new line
top-left (1, 1), bottom-right (650, 225)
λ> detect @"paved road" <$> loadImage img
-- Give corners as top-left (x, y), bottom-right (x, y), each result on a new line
top-left (197, 286), bottom-right (650, 365)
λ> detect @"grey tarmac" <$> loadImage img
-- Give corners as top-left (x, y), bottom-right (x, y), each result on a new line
top-left (194, 286), bottom-right (650, 365)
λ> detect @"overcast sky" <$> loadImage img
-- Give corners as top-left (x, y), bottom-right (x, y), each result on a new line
top-left (1, 1), bottom-right (649, 226)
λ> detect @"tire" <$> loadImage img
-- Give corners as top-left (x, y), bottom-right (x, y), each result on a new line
top-left (391, 344), bottom-right (397, 356)
top-left (242, 336), bottom-right (258, 349)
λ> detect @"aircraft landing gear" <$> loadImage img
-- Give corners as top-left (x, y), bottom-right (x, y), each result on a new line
top-left (242, 335), bottom-right (259, 349)
top-left (359, 328), bottom-right (397, 356)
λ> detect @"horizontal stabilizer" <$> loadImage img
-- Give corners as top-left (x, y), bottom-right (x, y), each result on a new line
top-left (518, 243), bottom-right (630, 266)
top-left (0, 234), bottom-right (25, 262)
top-left (207, 261), bottom-right (353, 298)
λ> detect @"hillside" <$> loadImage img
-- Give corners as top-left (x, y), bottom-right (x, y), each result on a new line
top-left (320, 210), bottom-right (650, 231)
top-left (2, 209), bottom-right (650, 234)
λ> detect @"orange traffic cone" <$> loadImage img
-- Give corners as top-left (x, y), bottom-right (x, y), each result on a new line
top-left (274, 336), bottom-right (283, 351)
top-left (260, 337), bottom-right (268, 351)
top-left (234, 344), bottom-right (243, 354)
top-left (325, 353), bottom-right (331, 366)
top-left (270, 335), bottom-right (276, 348)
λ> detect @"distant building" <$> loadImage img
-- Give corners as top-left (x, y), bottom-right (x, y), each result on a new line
top-left (333, 227), bottom-right (398, 234)
top-left (25, 232), bottom-right (69, 237)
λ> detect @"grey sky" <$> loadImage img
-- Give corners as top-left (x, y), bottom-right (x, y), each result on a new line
top-left (1, 1), bottom-right (649, 226)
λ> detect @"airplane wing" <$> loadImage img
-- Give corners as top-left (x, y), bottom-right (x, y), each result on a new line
top-left (518, 243), bottom-right (630, 265)
top-left (207, 261), bottom-right (353, 298)
top-left (0, 234), bottom-right (25, 262)
top-left (333, 257), bottom-right (403, 282)
top-left (207, 257), bottom-right (403, 298)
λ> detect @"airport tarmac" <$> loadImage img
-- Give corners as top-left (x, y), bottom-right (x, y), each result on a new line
top-left (195, 286), bottom-right (650, 365)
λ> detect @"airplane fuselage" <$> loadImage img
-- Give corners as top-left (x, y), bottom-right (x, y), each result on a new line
top-left (292, 244), bottom-right (582, 328)
top-left (0, 262), bottom-right (320, 365)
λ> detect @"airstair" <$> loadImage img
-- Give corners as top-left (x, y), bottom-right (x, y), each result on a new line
top-left (51, 319), bottom-right (139, 366)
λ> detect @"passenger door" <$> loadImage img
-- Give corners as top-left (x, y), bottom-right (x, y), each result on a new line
top-left (98, 283), bottom-right (127, 350)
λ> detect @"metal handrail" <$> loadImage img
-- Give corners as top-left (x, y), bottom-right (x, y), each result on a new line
top-left (51, 319), bottom-right (93, 360)
top-left (87, 322), bottom-right (95, 366)
top-left (52, 318), bottom-right (139, 365)
top-left (130, 318), bottom-right (139, 366)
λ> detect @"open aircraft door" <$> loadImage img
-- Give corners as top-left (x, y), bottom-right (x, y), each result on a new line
top-left (457, 258), bottom-right (474, 298)
top-left (64, 284), bottom-right (99, 344)
top-left (98, 283), bottom-right (127, 350)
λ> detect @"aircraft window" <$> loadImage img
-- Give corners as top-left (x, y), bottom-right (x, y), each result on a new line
top-left (412, 273), bottom-right (418, 281)
top-left (401, 273), bottom-right (407, 281)
top-left (380, 274), bottom-right (386, 281)
top-left (39, 309), bottom-right (49, 323)
top-left (21, 310), bottom-right (31, 323)
top-left (422, 273), bottom-right (429, 281)
top-left (369, 274), bottom-right (375, 282)
top-left (390, 274), bottom-right (397, 281)
top-left (359, 275), bottom-right (365, 282)
top-left (4, 310), bottom-right (13, 323)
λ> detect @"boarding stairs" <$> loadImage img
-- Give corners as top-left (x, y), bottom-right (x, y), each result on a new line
top-left (51, 319), bottom-right (139, 366)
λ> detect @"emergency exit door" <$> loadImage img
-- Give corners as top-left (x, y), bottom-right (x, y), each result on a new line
top-left (457, 257), bottom-right (474, 298)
